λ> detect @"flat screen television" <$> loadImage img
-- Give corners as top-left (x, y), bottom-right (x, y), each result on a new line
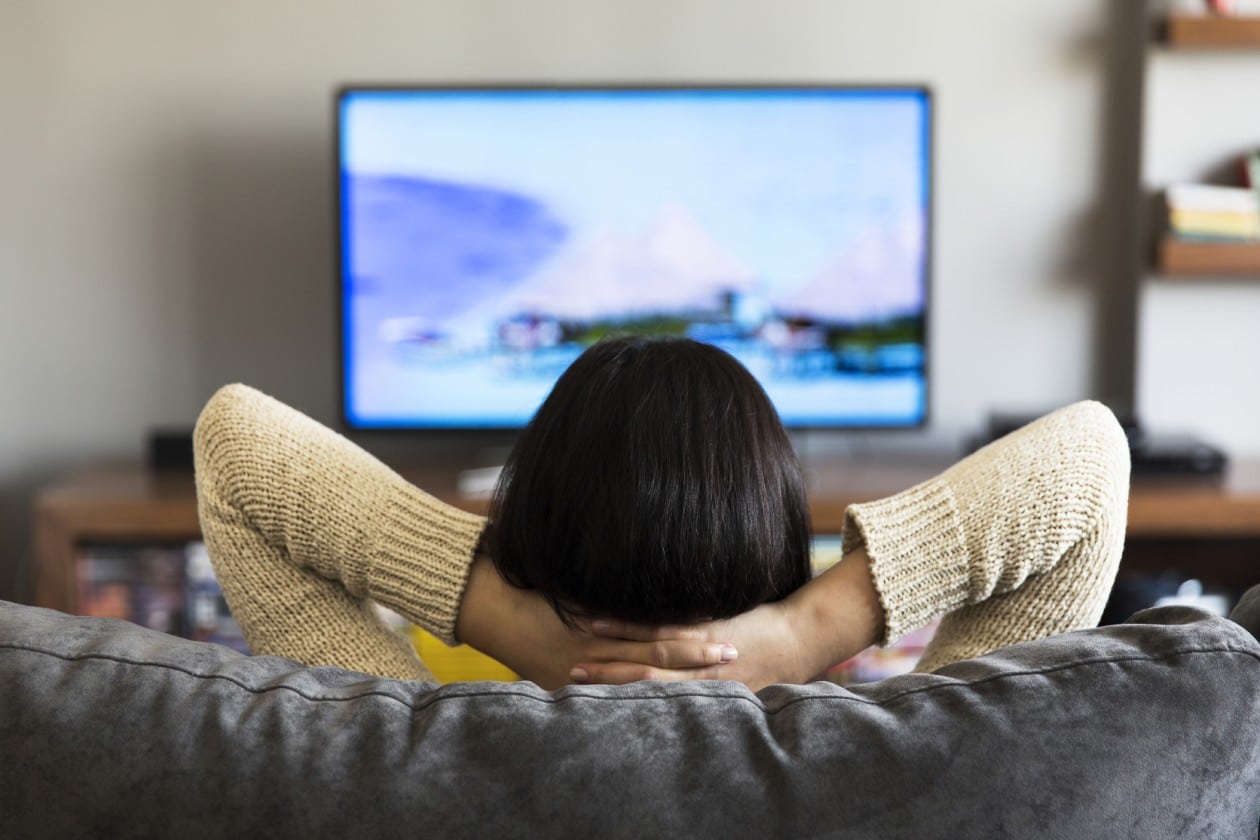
top-left (337, 85), bottom-right (931, 430)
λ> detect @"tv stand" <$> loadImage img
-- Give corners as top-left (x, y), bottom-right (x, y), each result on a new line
top-left (979, 412), bottom-right (1228, 477)
top-left (32, 459), bottom-right (1260, 616)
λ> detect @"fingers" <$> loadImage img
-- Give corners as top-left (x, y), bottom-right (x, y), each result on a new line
top-left (572, 618), bottom-right (738, 685)
top-left (569, 662), bottom-right (730, 686)
top-left (582, 638), bottom-right (738, 669)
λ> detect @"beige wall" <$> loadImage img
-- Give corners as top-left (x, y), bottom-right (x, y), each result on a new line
top-left (1138, 2), bottom-right (1260, 452)
top-left (1, 0), bottom-right (1146, 601)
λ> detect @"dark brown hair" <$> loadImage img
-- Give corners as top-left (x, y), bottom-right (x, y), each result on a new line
top-left (489, 336), bottom-right (812, 625)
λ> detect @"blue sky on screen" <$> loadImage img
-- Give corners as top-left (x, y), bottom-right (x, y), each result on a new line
top-left (341, 89), bottom-right (927, 299)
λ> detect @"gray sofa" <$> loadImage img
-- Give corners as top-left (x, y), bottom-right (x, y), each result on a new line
top-left (3, 593), bottom-right (1260, 839)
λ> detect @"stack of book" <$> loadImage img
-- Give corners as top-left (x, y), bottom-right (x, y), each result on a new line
top-left (76, 540), bottom-right (250, 653)
top-left (1166, 182), bottom-right (1260, 242)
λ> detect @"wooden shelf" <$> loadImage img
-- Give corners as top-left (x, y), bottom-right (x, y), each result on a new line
top-left (1157, 236), bottom-right (1260, 277)
top-left (1165, 14), bottom-right (1260, 48)
top-left (33, 467), bottom-right (202, 612)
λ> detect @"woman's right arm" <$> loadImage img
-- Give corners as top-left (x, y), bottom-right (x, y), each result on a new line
top-left (844, 400), bottom-right (1129, 673)
top-left (579, 401), bottom-right (1130, 685)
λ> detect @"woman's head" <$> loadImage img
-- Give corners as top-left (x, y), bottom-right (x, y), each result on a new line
top-left (489, 335), bottom-right (811, 626)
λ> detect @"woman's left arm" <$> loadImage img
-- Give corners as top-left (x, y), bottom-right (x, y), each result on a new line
top-left (196, 384), bottom-right (731, 688)
top-left (194, 384), bottom-right (484, 681)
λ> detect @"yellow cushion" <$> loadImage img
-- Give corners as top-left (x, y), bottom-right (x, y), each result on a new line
top-left (407, 627), bottom-right (517, 683)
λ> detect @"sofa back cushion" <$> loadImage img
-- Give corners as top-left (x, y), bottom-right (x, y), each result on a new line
top-left (2, 600), bottom-right (1258, 838)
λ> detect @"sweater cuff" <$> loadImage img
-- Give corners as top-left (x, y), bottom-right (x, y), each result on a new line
top-left (842, 478), bottom-right (970, 645)
top-left (365, 487), bottom-right (488, 646)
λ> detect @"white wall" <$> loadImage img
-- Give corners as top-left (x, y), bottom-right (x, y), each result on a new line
top-left (0, 0), bottom-right (1124, 601)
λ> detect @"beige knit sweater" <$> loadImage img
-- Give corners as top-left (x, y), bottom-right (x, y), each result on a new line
top-left (193, 384), bottom-right (1129, 682)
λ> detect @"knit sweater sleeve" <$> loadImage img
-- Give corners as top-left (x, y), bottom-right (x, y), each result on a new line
top-left (841, 400), bottom-right (1130, 673)
top-left (192, 383), bottom-right (487, 681)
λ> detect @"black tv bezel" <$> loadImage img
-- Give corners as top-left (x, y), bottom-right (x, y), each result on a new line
top-left (334, 82), bottom-right (933, 434)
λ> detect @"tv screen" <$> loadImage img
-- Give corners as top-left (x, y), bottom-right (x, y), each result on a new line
top-left (338, 85), bottom-right (930, 430)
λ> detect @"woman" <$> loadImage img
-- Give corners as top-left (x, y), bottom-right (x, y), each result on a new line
top-left (193, 337), bottom-right (1129, 690)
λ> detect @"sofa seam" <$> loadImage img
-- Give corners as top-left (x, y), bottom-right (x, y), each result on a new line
top-left (1, 641), bottom-right (1256, 715)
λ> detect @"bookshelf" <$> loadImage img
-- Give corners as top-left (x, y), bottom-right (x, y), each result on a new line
top-left (1152, 13), bottom-right (1260, 280)
top-left (34, 468), bottom-right (201, 613)
top-left (1157, 236), bottom-right (1260, 276)
top-left (1164, 13), bottom-right (1260, 48)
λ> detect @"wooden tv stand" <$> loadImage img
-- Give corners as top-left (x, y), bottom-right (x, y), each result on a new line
top-left (33, 460), bottom-right (1260, 615)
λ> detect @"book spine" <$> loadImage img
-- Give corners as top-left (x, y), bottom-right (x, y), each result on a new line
top-left (1169, 209), bottom-right (1260, 239)
top-left (1167, 183), bottom-right (1260, 214)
